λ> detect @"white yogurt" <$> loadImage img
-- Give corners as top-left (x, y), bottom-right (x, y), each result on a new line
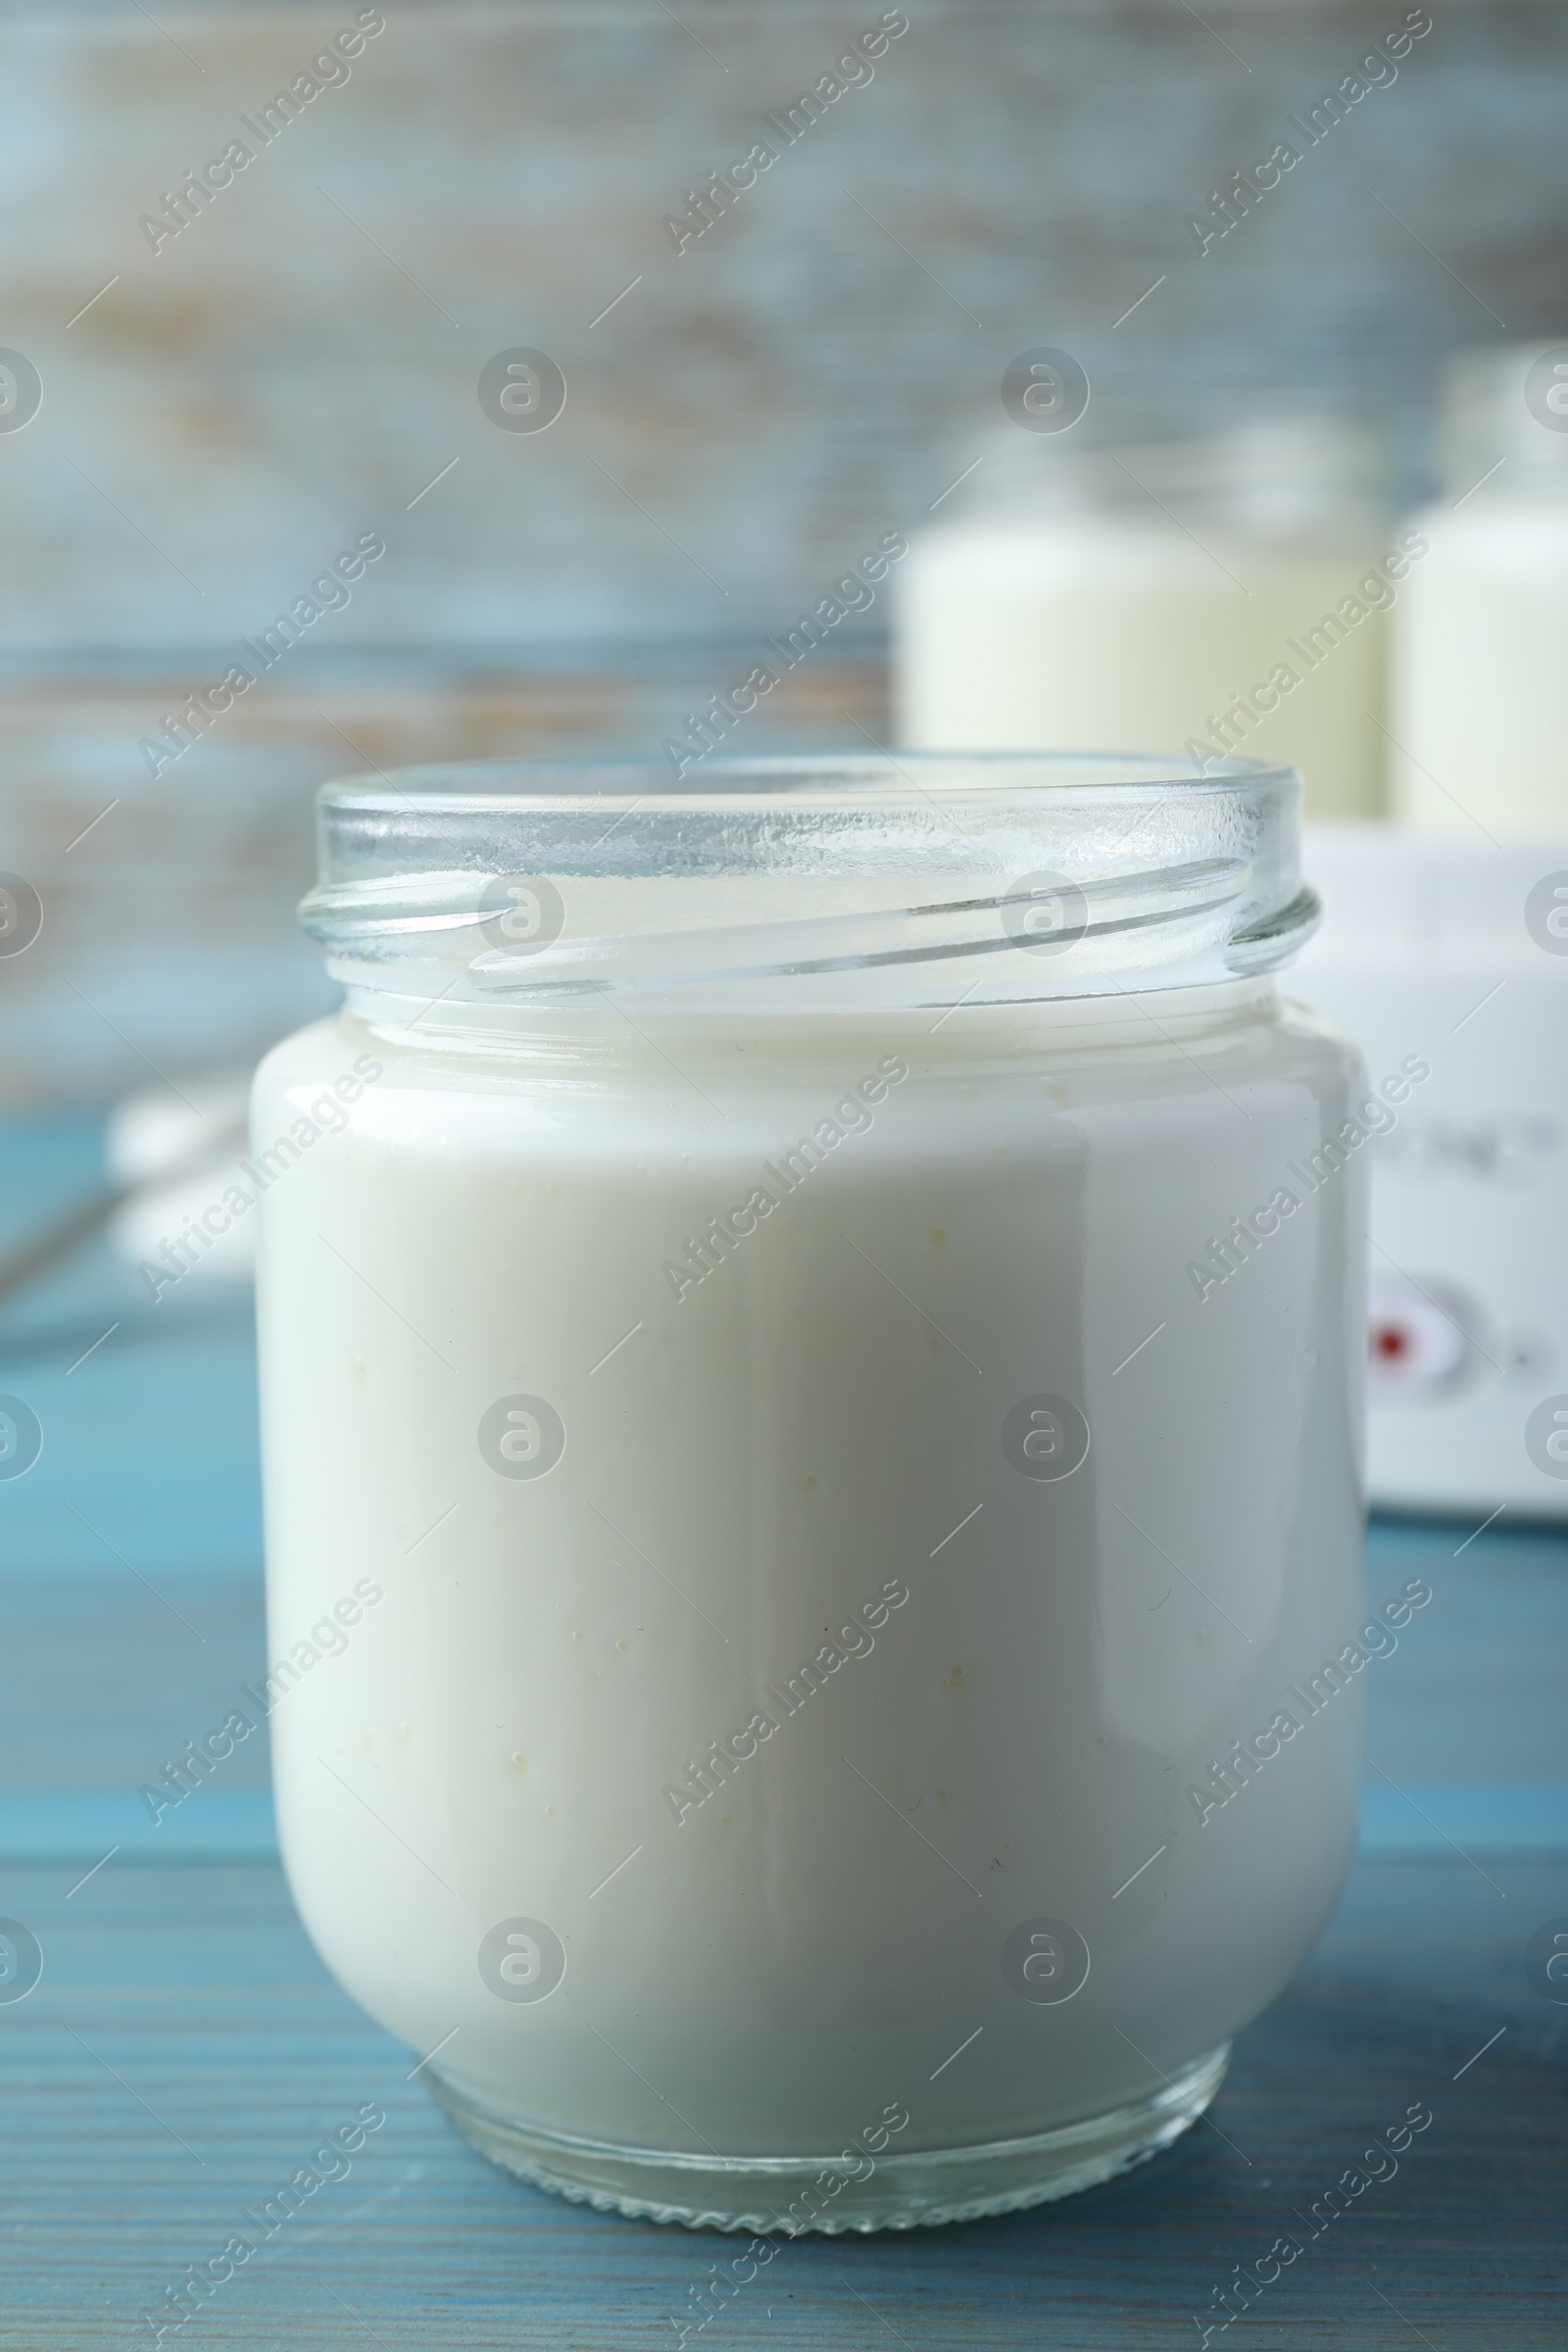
top-left (897, 516), bottom-right (1392, 819)
top-left (257, 978), bottom-right (1366, 2200)
top-left (1390, 343), bottom-right (1568, 834)
top-left (895, 420), bottom-right (1394, 820)
top-left (1391, 493), bottom-right (1568, 832)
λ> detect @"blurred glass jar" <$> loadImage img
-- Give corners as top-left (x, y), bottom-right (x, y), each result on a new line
top-left (897, 414), bottom-right (1396, 819)
top-left (1391, 342), bottom-right (1568, 833)
top-left (255, 754), bottom-right (1366, 2231)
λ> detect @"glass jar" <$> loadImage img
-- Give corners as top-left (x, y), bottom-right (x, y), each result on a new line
top-left (255, 752), bottom-right (1366, 2232)
top-left (1391, 340), bottom-right (1568, 833)
top-left (895, 414), bottom-right (1394, 820)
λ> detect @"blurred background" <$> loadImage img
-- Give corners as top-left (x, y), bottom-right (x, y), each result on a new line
top-left (3, 0), bottom-right (1567, 1101)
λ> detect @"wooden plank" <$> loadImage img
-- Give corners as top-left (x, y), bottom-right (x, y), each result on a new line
top-left (1, 4), bottom-right (1563, 657)
top-left (0, 1855), bottom-right (1561, 2348)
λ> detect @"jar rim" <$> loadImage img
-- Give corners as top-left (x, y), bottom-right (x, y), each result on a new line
top-left (304, 749), bottom-right (1313, 1015)
top-left (316, 748), bottom-right (1296, 812)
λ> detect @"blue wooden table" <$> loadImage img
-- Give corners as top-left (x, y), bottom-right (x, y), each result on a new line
top-left (2, 1108), bottom-right (1564, 2349)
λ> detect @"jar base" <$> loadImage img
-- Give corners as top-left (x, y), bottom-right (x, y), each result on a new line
top-left (424, 2042), bottom-right (1230, 2232)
